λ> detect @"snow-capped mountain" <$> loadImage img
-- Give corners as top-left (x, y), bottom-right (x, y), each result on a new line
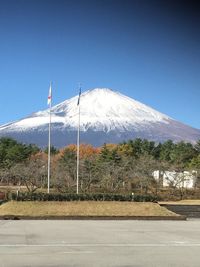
top-left (0, 88), bottom-right (199, 147)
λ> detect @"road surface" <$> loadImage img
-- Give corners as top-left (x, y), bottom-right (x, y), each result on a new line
top-left (0, 219), bottom-right (200, 266)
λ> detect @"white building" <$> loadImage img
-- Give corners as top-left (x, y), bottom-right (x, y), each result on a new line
top-left (153, 170), bottom-right (197, 189)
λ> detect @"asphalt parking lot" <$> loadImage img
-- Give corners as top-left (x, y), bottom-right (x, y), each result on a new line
top-left (0, 219), bottom-right (200, 267)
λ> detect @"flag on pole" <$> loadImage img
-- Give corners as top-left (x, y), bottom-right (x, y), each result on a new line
top-left (77, 87), bottom-right (81, 106)
top-left (47, 84), bottom-right (52, 106)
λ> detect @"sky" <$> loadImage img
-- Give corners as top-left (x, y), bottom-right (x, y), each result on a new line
top-left (0, 0), bottom-right (199, 129)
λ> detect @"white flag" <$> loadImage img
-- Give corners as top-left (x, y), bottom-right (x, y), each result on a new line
top-left (47, 84), bottom-right (52, 105)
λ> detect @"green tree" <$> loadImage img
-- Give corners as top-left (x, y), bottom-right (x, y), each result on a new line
top-left (189, 155), bottom-right (200, 169)
top-left (170, 142), bottom-right (197, 166)
top-left (99, 144), bottom-right (121, 163)
top-left (159, 140), bottom-right (175, 162)
top-left (44, 145), bottom-right (59, 155)
top-left (0, 137), bottom-right (39, 168)
top-left (59, 148), bottom-right (77, 182)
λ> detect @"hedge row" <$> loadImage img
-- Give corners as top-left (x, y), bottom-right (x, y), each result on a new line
top-left (9, 192), bottom-right (160, 202)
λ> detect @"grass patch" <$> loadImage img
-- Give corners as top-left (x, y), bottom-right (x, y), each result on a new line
top-left (0, 201), bottom-right (178, 217)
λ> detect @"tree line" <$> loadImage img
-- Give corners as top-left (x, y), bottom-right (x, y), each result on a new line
top-left (0, 137), bottom-right (200, 199)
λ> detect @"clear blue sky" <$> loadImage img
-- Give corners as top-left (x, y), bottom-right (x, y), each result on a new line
top-left (0, 0), bottom-right (199, 129)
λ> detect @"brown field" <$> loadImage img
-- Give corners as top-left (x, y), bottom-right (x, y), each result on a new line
top-left (0, 201), bottom-right (178, 217)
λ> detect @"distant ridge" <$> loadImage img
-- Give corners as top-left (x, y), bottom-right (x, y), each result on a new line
top-left (0, 88), bottom-right (199, 147)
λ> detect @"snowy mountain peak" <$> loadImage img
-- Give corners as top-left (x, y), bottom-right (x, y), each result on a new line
top-left (0, 88), bottom-right (171, 132)
top-left (44, 87), bottom-right (170, 132)
top-left (0, 87), bottom-right (200, 147)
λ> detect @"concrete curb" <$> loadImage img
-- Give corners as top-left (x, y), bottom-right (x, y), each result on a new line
top-left (0, 215), bottom-right (187, 220)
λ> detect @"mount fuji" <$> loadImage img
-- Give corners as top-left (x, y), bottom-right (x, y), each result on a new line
top-left (0, 88), bottom-right (199, 147)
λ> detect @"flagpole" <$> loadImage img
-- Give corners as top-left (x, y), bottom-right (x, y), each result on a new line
top-left (76, 85), bottom-right (81, 194)
top-left (47, 83), bottom-right (52, 194)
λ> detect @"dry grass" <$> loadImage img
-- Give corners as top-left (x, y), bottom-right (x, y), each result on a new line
top-left (159, 199), bottom-right (200, 205)
top-left (0, 201), bottom-right (178, 217)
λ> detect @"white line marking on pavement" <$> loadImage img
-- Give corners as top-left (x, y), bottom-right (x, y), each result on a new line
top-left (61, 251), bottom-right (94, 254)
top-left (0, 243), bottom-right (200, 247)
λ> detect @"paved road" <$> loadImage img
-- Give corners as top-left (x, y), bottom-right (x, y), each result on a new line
top-left (0, 220), bottom-right (200, 267)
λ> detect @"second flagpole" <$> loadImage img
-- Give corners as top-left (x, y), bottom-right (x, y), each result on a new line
top-left (76, 85), bottom-right (81, 194)
top-left (47, 82), bottom-right (52, 194)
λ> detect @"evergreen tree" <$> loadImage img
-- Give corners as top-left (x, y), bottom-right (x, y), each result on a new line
top-left (0, 137), bottom-right (39, 168)
top-left (170, 141), bottom-right (197, 166)
top-left (44, 145), bottom-right (59, 155)
top-left (159, 140), bottom-right (175, 162)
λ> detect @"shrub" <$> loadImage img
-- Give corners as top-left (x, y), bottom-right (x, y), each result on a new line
top-left (9, 192), bottom-right (160, 202)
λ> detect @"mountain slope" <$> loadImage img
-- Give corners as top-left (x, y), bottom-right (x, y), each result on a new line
top-left (0, 88), bottom-right (199, 147)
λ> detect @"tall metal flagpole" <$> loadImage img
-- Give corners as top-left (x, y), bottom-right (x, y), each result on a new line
top-left (76, 85), bottom-right (81, 194)
top-left (47, 83), bottom-right (52, 194)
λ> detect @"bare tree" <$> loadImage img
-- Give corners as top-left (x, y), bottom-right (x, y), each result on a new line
top-left (52, 163), bottom-right (75, 193)
top-left (9, 158), bottom-right (47, 193)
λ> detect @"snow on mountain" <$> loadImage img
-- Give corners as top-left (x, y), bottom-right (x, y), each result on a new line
top-left (0, 88), bottom-right (170, 132)
top-left (0, 88), bottom-right (199, 147)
